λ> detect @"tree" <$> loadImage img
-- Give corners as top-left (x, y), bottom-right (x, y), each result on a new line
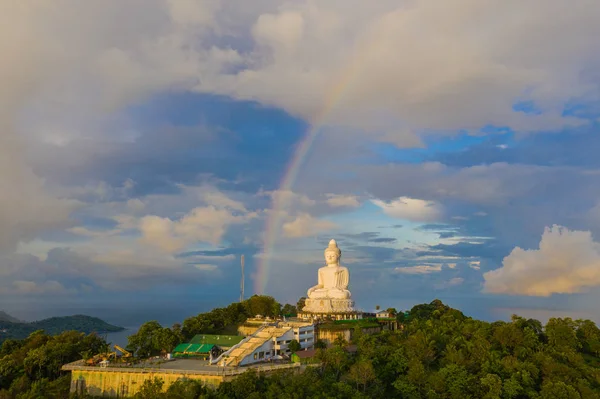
top-left (480, 374), bottom-right (502, 399)
top-left (539, 381), bottom-right (581, 399)
top-left (546, 318), bottom-right (580, 351)
top-left (375, 305), bottom-right (381, 311)
top-left (347, 359), bottom-right (376, 392)
top-left (134, 377), bottom-right (164, 399)
top-left (157, 327), bottom-right (179, 353)
top-left (281, 304), bottom-right (297, 317)
top-left (127, 321), bottom-right (163, 358)
top-left (323, 346), bottom-right (349, 379)
top-left (243, 295), bottom-right (280, 317)
top-left (166, 378), bottom-right (208, 398)
top-left (315, 340), bottom-right (327, 349)
top-left (575, 319), bottom-right (600, 356)
top-left (288, 339), bottom-right (301, 354)
top-left (5, 298), bottom-right (600, 398)
top-left (171, 323), bottom-right (184, 343)
top-left (296, 297), bottom-right (306, 312)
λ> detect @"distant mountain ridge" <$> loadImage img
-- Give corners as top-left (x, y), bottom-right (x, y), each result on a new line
top-left (0, 314), bottom-right (124, 341)
top-left (0, 310), bottom-right (22, 323)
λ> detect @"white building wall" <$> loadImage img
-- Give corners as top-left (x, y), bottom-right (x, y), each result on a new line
top-left (273, 329), bottom-right (295, 355)
top-left (238, 340), bottom-right (275, 366)
top-left (293, 325), bottom-right (315, 350)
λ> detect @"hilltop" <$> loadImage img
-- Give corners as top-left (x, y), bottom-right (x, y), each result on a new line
top-left (0, 314), bottom-right (124, 341)
top-left (1, 297), bottom-right (600, 398)
top-left (0, 310), bottom-right (21, 323)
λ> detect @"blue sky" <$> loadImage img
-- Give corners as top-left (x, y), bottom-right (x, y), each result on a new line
top-left (3, 1), bottom-right (600, 326)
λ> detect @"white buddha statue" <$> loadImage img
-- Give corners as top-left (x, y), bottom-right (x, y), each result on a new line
top-left (306, 239), bottom-right (351, 300)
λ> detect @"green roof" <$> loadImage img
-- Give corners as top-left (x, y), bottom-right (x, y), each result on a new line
top-left (173, 343), bottom-right (215, 354)
top-left (173, 343), bottom-right (192, 353)
top-left (189, 334), bottom-right (245, 346)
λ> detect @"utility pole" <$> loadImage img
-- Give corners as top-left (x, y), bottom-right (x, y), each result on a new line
top-left (240, 255), bottom-right (245, 302)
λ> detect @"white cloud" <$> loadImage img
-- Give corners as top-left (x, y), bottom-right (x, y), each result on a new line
top-left (0, 135), bottom-right (74, 251)
top-left (140, 205), bottom-right (257, 253)
top-left (394, 264), bottom-right (442, 274)
top-left (483, 225), bottom-right (600, 296)
top-left (325, 194), bottom-right (360, 208)
top-left (2, 0), bottom-right (599, 253)
top-left (127, 198), bottom-right (146, 212)
top-left (201, 189), bottom-right (249, 213)
top-left (372, 197), bottom-right (442, 222)
top-left (282, 213), bottom-right (337, 238)
top-left (2, 1), bottom-right (600, 305)
top-left (203, 0), bottom-right (596, 136)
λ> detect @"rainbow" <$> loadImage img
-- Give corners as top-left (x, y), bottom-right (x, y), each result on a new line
top-left (255, 46), bottom-right (367, 294)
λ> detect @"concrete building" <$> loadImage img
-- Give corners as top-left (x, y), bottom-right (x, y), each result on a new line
top-left (212, 321), bottom-right (315, 367)
top-left (280, 320), bottom-right (315, 352)
top-left (375, 310), bottom-right (394, 319)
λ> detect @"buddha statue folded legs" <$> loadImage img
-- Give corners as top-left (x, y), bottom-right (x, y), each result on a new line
top-left (307, 287), bottom-right (351, 299)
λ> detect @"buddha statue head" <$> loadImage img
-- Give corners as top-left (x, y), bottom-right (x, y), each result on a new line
top-left (324, 239), bottom-right (341, 266)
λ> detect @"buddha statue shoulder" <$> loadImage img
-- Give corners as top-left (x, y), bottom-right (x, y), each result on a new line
top-left (306, 239), bottom-right (351, 300)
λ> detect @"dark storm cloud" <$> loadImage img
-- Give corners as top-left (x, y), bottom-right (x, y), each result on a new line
top-left (33, 93), bottom-right (307, 196)
top-left (432, 125), bottom-right (600, 169)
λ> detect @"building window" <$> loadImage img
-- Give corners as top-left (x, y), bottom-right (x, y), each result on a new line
top-left (259, 352), bottom-right (264, 359)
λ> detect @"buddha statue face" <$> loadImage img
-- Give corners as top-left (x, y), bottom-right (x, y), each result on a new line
top-left (324, 239), bottom-right (341, 266)
top-left (325, 250), bottom-right (339, 266)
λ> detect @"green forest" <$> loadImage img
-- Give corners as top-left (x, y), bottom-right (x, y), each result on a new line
top-left (1, 298), bottom-right (600, 398)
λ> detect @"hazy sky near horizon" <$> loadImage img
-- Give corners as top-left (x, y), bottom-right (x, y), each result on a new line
top-left (3, 0), bottom-right (600, 326)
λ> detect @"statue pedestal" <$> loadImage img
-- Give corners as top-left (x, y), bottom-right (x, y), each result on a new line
top-left (302, 298), bottom-right (355, 313)
top-left (298, 297), bottom-right (362, 320)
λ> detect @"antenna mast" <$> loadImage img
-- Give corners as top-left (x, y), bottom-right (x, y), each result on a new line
top-left (240, 255), bottom-right (245, 302)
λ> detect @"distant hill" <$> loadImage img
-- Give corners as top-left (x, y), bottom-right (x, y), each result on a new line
top-left (0, 310), bottom-right (22, 323)
top-left (0, 314), bottom-right (124, 341)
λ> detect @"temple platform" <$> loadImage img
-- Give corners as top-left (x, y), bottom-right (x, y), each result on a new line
top-left (298, 310), bottom-right (363, 321)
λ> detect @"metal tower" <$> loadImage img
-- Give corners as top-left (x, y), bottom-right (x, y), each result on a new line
top-left (240, 255), bottom-right (245, 302)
